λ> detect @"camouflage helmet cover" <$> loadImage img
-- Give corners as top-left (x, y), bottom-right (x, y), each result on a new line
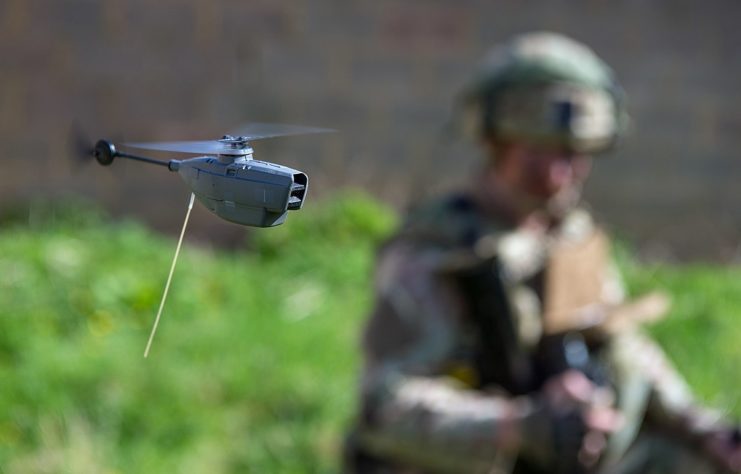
top-left (459, 32), bottom-right (627, 154)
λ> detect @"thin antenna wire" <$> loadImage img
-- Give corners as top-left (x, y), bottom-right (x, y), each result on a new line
top-left (144, 193), bottom-right (195, 358)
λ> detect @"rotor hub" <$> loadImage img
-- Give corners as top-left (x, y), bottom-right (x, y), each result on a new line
top-left (217, 135), bottom-right (253, 156)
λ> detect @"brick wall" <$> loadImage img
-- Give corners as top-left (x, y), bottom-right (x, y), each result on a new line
top-left (1, 0), bottom-right (739, 260)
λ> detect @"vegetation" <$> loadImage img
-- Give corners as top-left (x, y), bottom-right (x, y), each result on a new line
top-left (615, 245), bottom-right (741, 413)
top-left (0, 194), bottom-right (738, 473)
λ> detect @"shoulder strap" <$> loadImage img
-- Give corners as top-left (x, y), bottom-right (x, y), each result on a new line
top-left (446, 197), bottom-right (536, 394)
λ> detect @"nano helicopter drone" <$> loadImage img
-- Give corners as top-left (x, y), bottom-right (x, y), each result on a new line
top-left (87, 123), bottom-right (331, 227)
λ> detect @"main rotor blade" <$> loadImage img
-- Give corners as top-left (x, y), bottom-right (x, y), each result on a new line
top-left (123, 123), bottom-right (334, 155)
top-left (122, 140), bottom-right (246, 155)
top-left (228, 122), bottom-right (335, 141)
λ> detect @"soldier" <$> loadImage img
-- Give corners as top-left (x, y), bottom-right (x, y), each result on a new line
top-left (345, 32), bottom-right (740, 473)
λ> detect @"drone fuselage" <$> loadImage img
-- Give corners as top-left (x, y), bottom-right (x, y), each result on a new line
top-left (171, 155), bottom-right (308, 227)
top-left (92, 131), bottom-right (317, 228)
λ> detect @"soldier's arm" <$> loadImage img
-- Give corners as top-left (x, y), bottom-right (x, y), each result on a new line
top-left (356, 243), bottom-right (557, 470)
top-left (610, 330), bottom-right (739, 467)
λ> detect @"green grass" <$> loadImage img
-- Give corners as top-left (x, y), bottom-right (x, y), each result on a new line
top-left (615, 248), bottom-right (741, 414)
top-left (0, 193), bottom-right (396, 473)
top-left (0, 194), bottom-right (738, 473)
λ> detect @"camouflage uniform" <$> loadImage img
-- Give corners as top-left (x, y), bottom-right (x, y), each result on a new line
top-left (345, 33), bottom-right (736, 474)
top-left (346, 192), bottom-right (732, 474)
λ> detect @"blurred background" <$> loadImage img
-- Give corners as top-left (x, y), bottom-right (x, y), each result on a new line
top-left (1, 0), bottom-right (739, 259)
top-left (1, 1), bottom-right (740, 473)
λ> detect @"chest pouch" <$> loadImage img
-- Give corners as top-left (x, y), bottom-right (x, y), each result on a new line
top-left (543, 229), bottom-right (610, 334)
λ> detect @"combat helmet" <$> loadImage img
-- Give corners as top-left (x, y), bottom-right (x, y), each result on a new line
top-left (458, 32), bottom-right (627, 154)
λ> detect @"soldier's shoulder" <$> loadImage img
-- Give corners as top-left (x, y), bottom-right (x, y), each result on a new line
top-left (393, 192), bottom-right (492, 248)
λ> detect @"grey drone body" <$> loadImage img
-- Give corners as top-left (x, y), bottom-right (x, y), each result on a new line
top-left (91, 126), bottom-right (324, 228)
top-left (171, 154), bottom-right (307, 227)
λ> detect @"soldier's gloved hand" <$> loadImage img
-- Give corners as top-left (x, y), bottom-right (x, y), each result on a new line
top-left (521, 370), bottom-right (623, 471)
